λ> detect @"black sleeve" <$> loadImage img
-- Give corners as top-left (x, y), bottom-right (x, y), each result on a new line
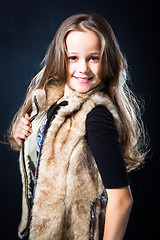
top-left (86, 105), bottom-right (129, 189)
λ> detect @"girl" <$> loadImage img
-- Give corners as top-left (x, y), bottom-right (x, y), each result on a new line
top-left (9, 13), bottom-right (147, 240)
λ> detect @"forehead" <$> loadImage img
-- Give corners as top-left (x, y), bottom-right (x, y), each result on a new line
top-left (66, 30), bottom-right (101, 53)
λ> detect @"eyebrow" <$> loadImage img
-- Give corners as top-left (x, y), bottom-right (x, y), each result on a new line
top-left (67, 52), bottom-right (78, 54)
top-left (67, 51), bottom-right (100, 55)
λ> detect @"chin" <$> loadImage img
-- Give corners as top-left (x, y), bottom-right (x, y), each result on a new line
top-left (74, 86), bottom-right (93, 93)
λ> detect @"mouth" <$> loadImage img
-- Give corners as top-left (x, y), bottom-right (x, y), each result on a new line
top-left (73, 76), bottom-right (93, 83)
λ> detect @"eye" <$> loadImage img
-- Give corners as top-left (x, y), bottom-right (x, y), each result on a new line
top-left (89, 56), bottom-right (100, 62)
top-left (68, 56), bottom-right (78, 62)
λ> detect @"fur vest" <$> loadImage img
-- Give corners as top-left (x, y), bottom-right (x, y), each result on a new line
top-left (18, 82), bottom-right (122, 240)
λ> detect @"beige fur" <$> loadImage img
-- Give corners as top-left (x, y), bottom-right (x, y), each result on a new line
top-left (18, 82), bottom-right (122, 239)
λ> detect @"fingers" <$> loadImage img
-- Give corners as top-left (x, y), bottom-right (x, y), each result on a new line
top-left (19, 116), bottom-right (32, 135)
top-left (14, 113), bottom-right (32, 146)
top-left (19, 121), bottom-right (32, 132)
top-left (21, 116), bottom-right (32, 127)
top-left (25, 113), bottom-right (30, 120)
top-left (17, 127), bottom-right (31, 137)
top-left (14, 132), bottom-right (27, 145)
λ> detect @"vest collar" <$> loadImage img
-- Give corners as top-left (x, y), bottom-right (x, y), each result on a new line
top-left (31, 81), bottom-right (105, 115)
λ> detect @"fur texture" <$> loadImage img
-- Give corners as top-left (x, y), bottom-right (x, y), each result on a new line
top-left (18, 82), bottom-right (122, 239)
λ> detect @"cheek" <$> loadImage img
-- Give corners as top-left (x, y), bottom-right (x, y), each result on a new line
top-left (91, 64), bottom-right (101, 77)
top-left (68, 64), bottom-right (75, 76)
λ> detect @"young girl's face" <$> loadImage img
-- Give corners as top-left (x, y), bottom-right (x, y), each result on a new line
top-left (66, 30), bottom-right (102, 93)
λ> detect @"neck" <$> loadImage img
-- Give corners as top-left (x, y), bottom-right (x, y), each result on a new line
top-left (57, 84), bottom-right (74, 104)
top-left (64, 84), bottom-right (74, 97)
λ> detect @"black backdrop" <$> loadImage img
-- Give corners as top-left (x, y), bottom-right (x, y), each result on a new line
top-left (0, 0), bottom-right (159, 239)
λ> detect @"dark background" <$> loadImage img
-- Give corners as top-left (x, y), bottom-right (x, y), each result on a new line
top-left (0, 0), bottom-right (159, 239)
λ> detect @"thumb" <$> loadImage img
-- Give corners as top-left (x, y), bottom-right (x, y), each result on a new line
top-left (25, 113), bottom-right (30, 120)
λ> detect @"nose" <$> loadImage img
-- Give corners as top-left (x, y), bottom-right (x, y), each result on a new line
top-left (78, 59), bottom-right (89, 73)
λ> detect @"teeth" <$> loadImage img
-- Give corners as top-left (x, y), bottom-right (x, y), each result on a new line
top-left (75, 77), bottom-right (92, 80)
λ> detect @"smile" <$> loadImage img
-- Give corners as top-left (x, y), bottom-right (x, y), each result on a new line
top-left (74, 76), bottom-right (93, 83)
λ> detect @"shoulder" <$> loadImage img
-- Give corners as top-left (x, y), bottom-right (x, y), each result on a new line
top-left (86, 105), bottom-right (119, 142)
top-left (87, 104), bottom-right (113, 115)
top-left (87, 105), bottom-right (115, 126)
top-left (86, 105), bottom-right (119, 140)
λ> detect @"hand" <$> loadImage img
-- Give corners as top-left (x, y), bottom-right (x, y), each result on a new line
top-left (14, 113), bottom-right (32, 146)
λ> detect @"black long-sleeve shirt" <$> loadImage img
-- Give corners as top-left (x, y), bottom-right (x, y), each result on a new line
top-left (86, 105), bottom-right (129, 189)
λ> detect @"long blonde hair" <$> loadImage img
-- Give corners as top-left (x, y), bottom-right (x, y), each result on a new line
top-left (9, 13), bottom-right (149, 171)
